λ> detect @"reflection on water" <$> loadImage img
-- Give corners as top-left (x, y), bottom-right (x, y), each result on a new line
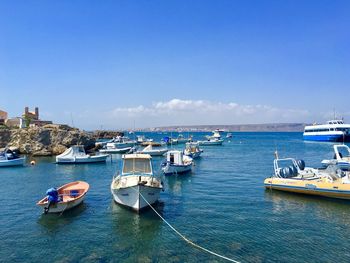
top-left (110, 200), bottom-right (163, 260)
top-left (37, 202), bottom-right (87, 232)
top-left (265, 189), bottom-right (350, 227)
top-left (165, 173), bottom-right (192, 195)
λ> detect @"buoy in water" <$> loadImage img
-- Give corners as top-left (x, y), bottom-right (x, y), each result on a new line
top-left (30, 160), bottom-right (36, 165)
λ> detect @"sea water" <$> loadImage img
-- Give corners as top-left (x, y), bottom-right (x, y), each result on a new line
top-left (1, 132), bottom-right (350, 263)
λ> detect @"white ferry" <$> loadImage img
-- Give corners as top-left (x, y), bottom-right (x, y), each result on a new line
top-left (303, 119), bottom-right (350, 142)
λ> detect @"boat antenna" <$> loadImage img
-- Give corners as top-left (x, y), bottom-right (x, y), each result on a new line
top-left (274, 141), bottom-right (279, 160)
top-left (70, 112), bottom-right (75, 128)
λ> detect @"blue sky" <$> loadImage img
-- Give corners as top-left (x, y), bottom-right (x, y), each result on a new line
top-left (0, 0), bottom-right (349, 129)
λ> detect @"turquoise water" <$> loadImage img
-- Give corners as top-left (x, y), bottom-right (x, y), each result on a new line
top-left (1, 132), bottom-right (350, 262)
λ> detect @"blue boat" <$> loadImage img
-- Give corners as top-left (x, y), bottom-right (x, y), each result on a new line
top-left (303, 120), bottom-right (350, 142)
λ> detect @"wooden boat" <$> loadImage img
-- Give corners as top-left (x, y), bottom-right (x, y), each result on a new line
top-left (264, 157), bottom-right (350, 200)
top-left (162, 150), bottom-right (193, 175)
top-left (322, 144), bottom-right (350, 170)
top-left (56, 145), bottom-right (108, 164)
top-left (37, 181), bottom-right (89, 214)
top-left (111, 154), bottom-right (163, 211)
top-left (0, 148), bottom-right (25, 167)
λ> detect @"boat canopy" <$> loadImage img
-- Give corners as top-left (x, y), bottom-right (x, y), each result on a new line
top-left (166, 150), bottom-right (184, 165)
top-left (122, 154), bottom-right (152, 175)
top-left (58, 145), bottom-right (86, 158)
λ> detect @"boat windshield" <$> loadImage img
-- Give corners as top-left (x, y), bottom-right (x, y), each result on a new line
top-left (123, 158), bottom-right (152, 174)
top-left (337, 146), bottom-right (350, 158)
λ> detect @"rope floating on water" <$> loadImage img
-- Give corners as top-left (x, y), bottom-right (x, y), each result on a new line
top-left (138, 192), bottom-right (241, 263)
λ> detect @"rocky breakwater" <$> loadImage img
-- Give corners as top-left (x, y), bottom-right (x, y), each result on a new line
top-left (2, 124), bottom-right (96, 156)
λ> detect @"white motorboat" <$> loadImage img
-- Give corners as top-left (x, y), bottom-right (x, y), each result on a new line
top-left (0, 148), bottom-right (25, 167)
top-left (111, 154), bottom-right (163, 211)
top-left (56, 145), bottom-right (108, 164)
top-left (198, 138), bottom-right (224, 146)
top-left (226, 133), bottom-right (233, 138)
top-left (183, 142), bottom-right (203, 159)
top-left (322, 144), bottom-right (350, 170)
top-left (107, 136), bottom-right (136, 148)
top-left (162, 150), bottom-right (193, 175)
top-left (136, 144), bottom-right (168, 156)
top-left (197, 130), bottom-right (224, 145)
top-left (99, 146), bottom-right (132, 154)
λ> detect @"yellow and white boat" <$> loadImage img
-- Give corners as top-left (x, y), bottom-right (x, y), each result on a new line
top-left (264, 157), bottom-right (350, 200)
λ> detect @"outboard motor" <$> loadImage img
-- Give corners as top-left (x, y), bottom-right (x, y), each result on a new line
top-left (162, 137), bottom-right (170, 144)
top-left (44, 188), bottom-right (59, 214)
top-left (282, 167), bottom-right (293, 178)
top-left (297, 160), bottom-right (305, 171)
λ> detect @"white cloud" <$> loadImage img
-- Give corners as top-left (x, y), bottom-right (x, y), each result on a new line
top-left (104, 98), bottom-right (311, 128)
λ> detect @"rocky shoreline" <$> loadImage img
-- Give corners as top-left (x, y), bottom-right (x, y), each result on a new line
top-left (0, 125), bottom-right (122, 156)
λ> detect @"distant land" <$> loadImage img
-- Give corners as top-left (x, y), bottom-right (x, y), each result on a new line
top-left (144, 123), bottom-right (309, 132)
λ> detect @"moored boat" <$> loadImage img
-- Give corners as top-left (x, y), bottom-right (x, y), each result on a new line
top-left (303, 119), bottom-right (350, 142)
top-left (264, 157), bottom-right (350, 200)
top-left (321, 144), bottom-right (350, 170)
top-left (136, 144), bottom-right (168, 156)
top-left (198, 130), bottom-right (224, 145)
top-left (99, 146), bottom-right (132, 154)
top-left (198, 138), bottom-right (224, 146)
top-left (111, 154), bottom-right (163, 211)
top-left (56, 145), bottom-right (108, 164)
top-left (183, 142), bottom-right (203, 159)
top-left (37, 181), bottom-right (89, 214)
top-left (0, 148), bottom-right (25, 167)
top-left (162, 150), bottom-right (193, 175)
top-left (107, 136), bottom-right (136, 148)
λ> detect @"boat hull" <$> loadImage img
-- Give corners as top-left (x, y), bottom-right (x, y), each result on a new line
top-left (303, 134), bottom-right (350, 142)
top-left (56, 155), bottom-right (108, 164)
top-left (162, 163), bottom-right (192, 175)
top-left (0, 158), bottom-right (25, 167)
top-left (198, 140), bottom-right (223, 146)
top-left (99, 147), bottom-right (131, 154)
top-left (37, 181), bottom-right (89, 213)
top-left (184, 150), bottom-right (202, 159)
top-left (264, 177), bottom-right (350, 200)
top-left (37, 195), bottom-right (86, 213)
top-left (138, 149), bottom-right (168, 156)
top-left (107, 142), bottom-right (135, 148)
top-left (111, 184), bottom-right (161, 211)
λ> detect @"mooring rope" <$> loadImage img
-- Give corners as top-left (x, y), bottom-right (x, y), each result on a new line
top-left (138, 191), bottom-right (241, 263)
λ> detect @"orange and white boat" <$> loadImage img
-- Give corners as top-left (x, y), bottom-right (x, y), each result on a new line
top-left (37, 181), bottom-right (89, 214)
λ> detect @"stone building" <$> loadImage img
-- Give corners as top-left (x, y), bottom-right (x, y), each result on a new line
top-left (22, 106), bottom-right (52, 127)
top-left (0, 110), bottom-right (8, 125)
top-left (23, 107), bottom-right (39, 120)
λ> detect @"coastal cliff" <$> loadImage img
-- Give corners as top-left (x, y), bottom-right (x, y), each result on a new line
top-left (0, 124), bottom-right (96, 156)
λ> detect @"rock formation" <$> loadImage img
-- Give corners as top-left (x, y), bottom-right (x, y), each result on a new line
top-left (0, 124), bottom-right (96, 156)
top-left (92, 130), bottom-right (124, 139)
